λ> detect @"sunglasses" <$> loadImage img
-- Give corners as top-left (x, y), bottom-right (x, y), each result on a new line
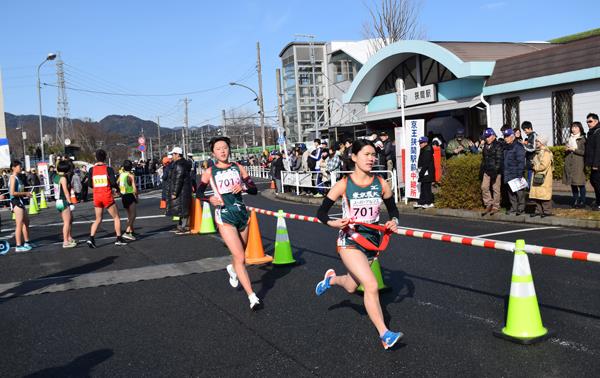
top-left (587, 120), bottom-right (595, 123)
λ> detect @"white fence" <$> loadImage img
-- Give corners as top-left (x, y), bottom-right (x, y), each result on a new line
top-left (246, 166), bottom-right (271, 180)
top-left (280, 170), bottom-right (399, 203)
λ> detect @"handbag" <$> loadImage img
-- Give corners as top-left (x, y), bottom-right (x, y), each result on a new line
top-left (532, 173), bottom-right (545, 186)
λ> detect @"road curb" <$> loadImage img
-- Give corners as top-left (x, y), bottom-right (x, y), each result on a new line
top-left (260, 190), bottom-right (600, 230)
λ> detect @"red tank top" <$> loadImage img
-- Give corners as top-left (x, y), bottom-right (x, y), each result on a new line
top-left (91, 164), bottom-right (112, 197)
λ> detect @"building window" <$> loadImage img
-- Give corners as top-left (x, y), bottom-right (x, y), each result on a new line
top-left (552, 89), bottom-right (573, 145)
top-left (375, 55), bottom-right (455, 96)
top-left (502, 97), bottom-right (520, 129)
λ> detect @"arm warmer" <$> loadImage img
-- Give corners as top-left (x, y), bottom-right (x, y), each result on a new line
top-left (316, 197), bottom-right (335, 225)
top-left (196, 181), bottom-right (209, 198)
top-left (383, 196), bottom-right (399, 221)
top-left (242, 176), bottom-right (257, 195)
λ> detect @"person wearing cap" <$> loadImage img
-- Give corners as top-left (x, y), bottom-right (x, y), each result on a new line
top-left (480, 128), bottom-right (504, 216)
top-left (415, 136), bottom-right (435, 208)
top-left (445, 128), bottom-right (474, 159)
top-left (166, 147), bottom-right (193, 234)
top-left (529, 135), bottom-right (554, 217)
top-left (502, 128), bottom-right (526, 215)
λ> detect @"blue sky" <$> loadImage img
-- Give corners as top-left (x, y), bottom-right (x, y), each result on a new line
top-left (1, 0), bottom-right (598, 129)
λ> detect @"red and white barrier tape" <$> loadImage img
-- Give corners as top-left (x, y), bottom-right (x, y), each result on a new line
top-left (245, 206), bottom-right (600, 264)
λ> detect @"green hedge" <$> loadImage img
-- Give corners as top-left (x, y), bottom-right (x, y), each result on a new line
top-left (548, 146), bottom-right (565, 181)
top-left (436, 154), bottom-right (483, 209)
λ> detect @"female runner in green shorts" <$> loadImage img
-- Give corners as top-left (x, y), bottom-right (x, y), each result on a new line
top-left (315, 139), bottom-right (403, 349)
top-left (197, 137), bottom-right (261, 310)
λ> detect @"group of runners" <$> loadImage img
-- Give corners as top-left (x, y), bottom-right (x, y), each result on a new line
top-left (8, 149), bottom-right (139, 251)
top-left (199, 136), bottom-right (403, 349)
top-left (7, 136), bottom-right (403, 350)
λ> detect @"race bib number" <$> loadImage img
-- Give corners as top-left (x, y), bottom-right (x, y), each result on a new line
top-left (349, 198), bottom-right (380, 223)
top-left (93, 175), bottom-right (109, 187)
top-left (215, 170), bottom-right (241, 194)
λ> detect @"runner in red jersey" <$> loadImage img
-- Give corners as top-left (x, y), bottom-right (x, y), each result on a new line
top-left (86, 149), bottom-right (127, 248)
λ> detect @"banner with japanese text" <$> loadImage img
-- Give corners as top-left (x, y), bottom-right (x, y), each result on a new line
top-left (403, 119), bottom-right (424, 199)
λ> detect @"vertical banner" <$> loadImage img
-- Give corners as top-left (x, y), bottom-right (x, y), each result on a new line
top-left (37, 162), bottom-right (50, 195)
top-left (394, 126), bottom-right (404, 188)
top-left (404, 119), bottom-right (424, 199)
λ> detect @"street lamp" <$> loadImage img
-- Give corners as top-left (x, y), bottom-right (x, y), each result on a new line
top-left (37, 52), bottom-right (57, 162)
top-left (229, 82), bottom-right (265, 152)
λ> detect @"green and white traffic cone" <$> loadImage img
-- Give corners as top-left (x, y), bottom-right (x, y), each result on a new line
top-left (273, 210), bottom-right (296, 265)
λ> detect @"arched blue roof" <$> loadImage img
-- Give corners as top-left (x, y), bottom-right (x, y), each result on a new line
top-left (343, 40), bottom-right (496, 103)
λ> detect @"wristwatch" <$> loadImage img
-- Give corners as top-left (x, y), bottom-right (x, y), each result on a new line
top-left (391, 217), bottom-right (399, 226)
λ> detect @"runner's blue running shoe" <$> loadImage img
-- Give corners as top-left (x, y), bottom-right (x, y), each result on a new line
top-left (315, 269), bottom-right (336, 296)
top-left (380, 330), bottom-right (403, 350)
top-left (24, 242), bottom-right (37, 249)
top-left (15, 244), bottom-right (32, 253)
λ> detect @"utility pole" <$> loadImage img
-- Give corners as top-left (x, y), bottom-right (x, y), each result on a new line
top-left (276, 68), bottom-right (290, 170)
top-left (156, 116), bottom-right (161, 157)
top-left (221, 109), bottom-right (227, 137)
top-left (257, 41), bottom-right (266, 151)
top-left (183, 98), bottom-right (190, 155)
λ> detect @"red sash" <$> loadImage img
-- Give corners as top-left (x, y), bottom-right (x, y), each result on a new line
top-left (344, 222), bottom-right (393, 252)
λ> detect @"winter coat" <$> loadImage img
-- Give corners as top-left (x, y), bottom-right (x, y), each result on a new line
top-left (480, 140), bottom-right (504, 178)
top-left (161, 163), bottom-right (172, 200)
top-left (166, 159), bottom-right (192, 218)
top-left (563, 136), bottom-right (586, 186)
top-left (418, 145), bottom-right (435, 183)
top-left (523, 131), bottom-right (537, 169)
top-left (71, 173), bottom-right (83, 193)
top-left (272, 158), bottom-right (284, 180)
top-left (585, 126), bottom-right (600, 168)
top-left (502, 141), bottom-right (526, 183)
top-left (529, 146), bottom-right (553, 201)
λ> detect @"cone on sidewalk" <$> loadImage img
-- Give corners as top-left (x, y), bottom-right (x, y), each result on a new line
top-left (191, 198), bottom-right (203, 234)
top-left (245, 210), bottom-right (273, 265)
top-left (270, 180), bottom-right (276, 190)
top-left (188, 199), bottom-right (196, 231)
top-left (199, 201), bottom-right (216, 234)
top-left (494, 239), bottom-right (552, 344)
top-left (273, 210), bottom-right (296, 265)
top-left (70, 189), bottom-right (78, 204)
top-left (357, 257), bottom-right (390, 293)
top-left (159, 199), bottom-right (167, 209)
top-left (39, 191), bottom-right (48, 209)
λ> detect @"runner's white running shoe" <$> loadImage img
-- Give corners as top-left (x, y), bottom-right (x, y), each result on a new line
top-left (249, 293), bottom-right (262, 310)
top-left (226, 264), bottom-right (239, 288)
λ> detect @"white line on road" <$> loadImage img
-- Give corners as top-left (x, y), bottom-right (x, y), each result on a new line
top-left (0, 214), bottom-right (167, 233)
top-left (474, 226), bottom-right (560, 238)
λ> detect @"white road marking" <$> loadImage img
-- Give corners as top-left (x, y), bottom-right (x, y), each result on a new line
top-left (416, 300), bottom-right (597, 355)
top-left (0, 214), bottom-right (167, 233)
top-left (474, 226), bottom-right (560, 238)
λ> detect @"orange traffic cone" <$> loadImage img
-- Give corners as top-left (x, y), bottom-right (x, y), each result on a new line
top-left (270, 180), bottom-right (276, 190)
top-left (245, 210), bottom-right (273, 265)
top-left (70, 189), bottom-right (78, 204)
top-left (188, 199), bottom-right (196, 231)
top-left (191, 198), bottom-right (203, 234)
top-left (160, 199), bottom-right (167, 209)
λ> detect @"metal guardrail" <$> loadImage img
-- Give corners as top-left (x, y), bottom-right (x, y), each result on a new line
top-left (280, 169), bottom-right (399, 203)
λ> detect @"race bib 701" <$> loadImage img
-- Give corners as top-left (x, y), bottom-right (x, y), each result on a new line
top-left (215, 170), bottom-right (241, 194)
top-left (349, 198), bottom-right (381, 223)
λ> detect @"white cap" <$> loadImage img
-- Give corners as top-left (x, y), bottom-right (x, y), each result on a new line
top-left (187, 152), bottom-right (193, 157)
top-left (167, 154), bottom-right (173, 158)
top-left (171, 147), bottom-right (183, 155)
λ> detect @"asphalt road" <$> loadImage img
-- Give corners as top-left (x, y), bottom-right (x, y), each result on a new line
top-left (1, 183), bottom-right (599, 377)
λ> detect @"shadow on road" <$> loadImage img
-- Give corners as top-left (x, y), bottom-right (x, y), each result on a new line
top-left (0, 256), bottom-right (118, 302)
top-left (255, 265), bottom-right (294, 300)
top-left (24, 349), bottom-right (113, 377)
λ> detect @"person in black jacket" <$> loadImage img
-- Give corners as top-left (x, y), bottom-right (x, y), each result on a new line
top-left (480, 128), bottom-right (504, 215)
top-left (166, 147), bottom-right (193, 234)
top-left (585, 113), bottom-right (600, 210)
top-left (415, 136), bottom-right (435, 208)
top-left (502, 128), bottom-right (526, 215)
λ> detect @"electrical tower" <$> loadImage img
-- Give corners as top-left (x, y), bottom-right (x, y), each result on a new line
top-left (55, 52), bottom-right (73, 145)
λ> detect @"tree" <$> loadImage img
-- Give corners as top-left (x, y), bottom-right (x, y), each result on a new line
top-left (362, 0), bottom-right (425, 55)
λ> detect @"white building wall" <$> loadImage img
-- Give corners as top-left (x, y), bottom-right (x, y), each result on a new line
top-left (489, 79), bottom-right (600, 146)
